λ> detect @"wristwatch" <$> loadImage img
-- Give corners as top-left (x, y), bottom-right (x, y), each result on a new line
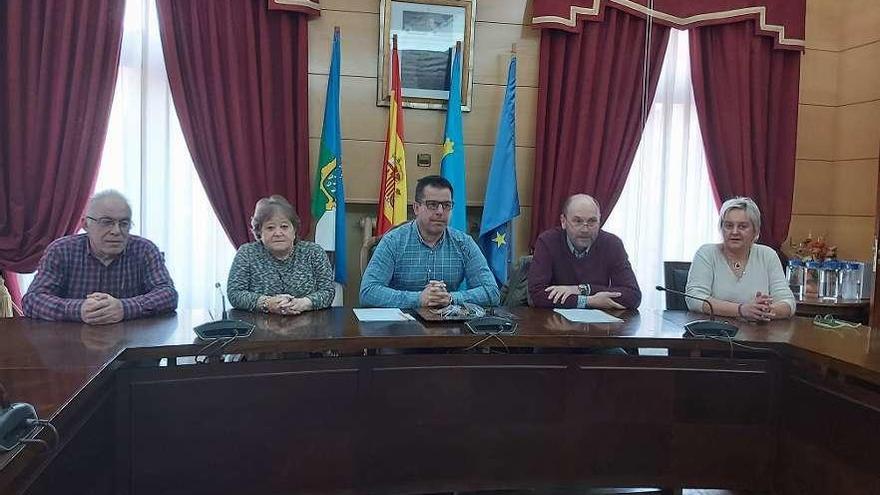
top-left (578, 284), bottom-right (591, 296)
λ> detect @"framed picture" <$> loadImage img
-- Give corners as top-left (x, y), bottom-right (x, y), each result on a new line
top-left (378, 0), bottom-right (476, 111)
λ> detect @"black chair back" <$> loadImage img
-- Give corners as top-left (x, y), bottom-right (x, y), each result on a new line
top-left (663, 261), bottom-right (692, 310)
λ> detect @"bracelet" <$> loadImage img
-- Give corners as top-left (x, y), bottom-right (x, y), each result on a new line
top-left (257, 296), bottom-right (270, 313)
top-left (737, 303), bottom-right (744, 317)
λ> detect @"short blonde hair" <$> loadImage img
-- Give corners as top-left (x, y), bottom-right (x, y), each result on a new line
top-left (718, 197), bottom-right (761, 237)
top-left (250, 195), bottom-right (300, 240)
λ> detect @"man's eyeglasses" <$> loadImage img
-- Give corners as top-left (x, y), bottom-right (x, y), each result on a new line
top-left (418, 200), bottom-right (454, 211)
top-left (565, 216), bottom-right (599, 229)
top-left (86, 216), bottom-right (133, 231)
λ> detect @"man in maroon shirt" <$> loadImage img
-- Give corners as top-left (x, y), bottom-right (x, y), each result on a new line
top-left (528, 194), bottom-right (641, 309)
top-left (23, 190), bottom-right (178, 324)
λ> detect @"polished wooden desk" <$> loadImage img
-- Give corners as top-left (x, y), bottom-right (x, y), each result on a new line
top-left (1, 308), bottom-right (879, 495)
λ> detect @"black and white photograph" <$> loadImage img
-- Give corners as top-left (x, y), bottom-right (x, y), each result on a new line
top-left (378, 0), bottom-right (475, 110)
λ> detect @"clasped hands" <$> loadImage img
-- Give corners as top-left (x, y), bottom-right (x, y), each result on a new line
top-left (420, 280), bottom-right (451, 308)
top-left (544, 285), bottom-right (625, 309)
top-left (739, 291), bottom-right (775, 322)
top-left (264, 294), bottom-right (312, 316)
top-left (80, 292), bottom-right (124, 325)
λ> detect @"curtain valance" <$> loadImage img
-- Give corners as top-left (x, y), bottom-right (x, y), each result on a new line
top-left (267, 0), bottom-right (321, 16)
top-left (532, 0), bottom-right (805, 50)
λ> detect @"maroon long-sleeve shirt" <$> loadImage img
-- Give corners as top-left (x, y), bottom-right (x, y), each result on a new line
top-left (528, 228), bottom-right (641, 309)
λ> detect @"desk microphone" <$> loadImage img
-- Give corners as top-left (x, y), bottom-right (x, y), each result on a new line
top-left (655, 285), bottom-right (738, 338)
top-left (193, 283), bottom-right (254, 340)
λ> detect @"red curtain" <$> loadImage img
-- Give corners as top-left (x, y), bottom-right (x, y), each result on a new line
top-left (0, 0), bottom-right (125, 305)
top-left (157, 0), bottom-right (312, 246)
top-left (530, 7), bottom-right (670, 245)
top-left (689, 21), bottom-right (801, 250)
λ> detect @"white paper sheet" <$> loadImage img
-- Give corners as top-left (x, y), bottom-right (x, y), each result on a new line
top-left (553, 308), bottom-right (623, 324)
top-left (353, 308), bottom-right (415, 322)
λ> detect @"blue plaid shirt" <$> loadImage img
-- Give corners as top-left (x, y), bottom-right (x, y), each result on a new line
top-left (359, 221), bottom-right (500, 309)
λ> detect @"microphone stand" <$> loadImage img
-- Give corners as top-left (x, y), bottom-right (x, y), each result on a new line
top-left (655, 286), bottom-right (739, 338)
top-left (194, 283), bottom-right (254, 340)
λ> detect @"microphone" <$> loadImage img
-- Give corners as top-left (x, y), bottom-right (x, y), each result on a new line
top-left (193, 283), bottom-right (254, 340)
top-left (655, 285), bottom-right (738, 338)
top-left (217, 282), bottom-right (228, 320)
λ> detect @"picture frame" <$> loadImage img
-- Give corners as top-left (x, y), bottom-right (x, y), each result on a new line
top-left (377, 0), bottom-right (476, 111)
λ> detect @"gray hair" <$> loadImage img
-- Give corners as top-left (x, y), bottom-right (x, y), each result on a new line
top-left (87, 189), bottom-right (132, 217)
top-left (718, 197), bottom-right (761, 236)
top-left (561, 194), bottom-right (601, 216)
top-left (251, 195), bottom-right (300, 239)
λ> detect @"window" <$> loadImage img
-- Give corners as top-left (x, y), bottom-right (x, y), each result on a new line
top-left (603, 29), bottom-right (720, 311)
top-left (94, 0), bottom-right (236, 313)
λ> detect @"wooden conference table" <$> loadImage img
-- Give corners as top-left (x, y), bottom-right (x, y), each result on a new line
top-left (1, 308), bottom-right (879, 495)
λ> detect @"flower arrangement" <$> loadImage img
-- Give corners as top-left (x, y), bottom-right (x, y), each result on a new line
top-left (789, 234), bottom-right (837, 261)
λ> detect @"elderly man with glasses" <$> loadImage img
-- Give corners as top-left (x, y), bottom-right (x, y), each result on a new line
top-left (360, 175), bottom-right (499, 309)
top-left (528, 194), bottom-right (641, 310)
top-left (23, 190), bottom-right (178, 324)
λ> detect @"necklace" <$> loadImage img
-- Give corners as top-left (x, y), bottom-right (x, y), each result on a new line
top-left (723, 246), bottom-right (748, 275)
top-left (727, 255), bottom-right (746, 276)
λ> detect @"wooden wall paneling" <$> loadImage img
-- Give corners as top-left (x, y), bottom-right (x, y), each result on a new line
top-left (841, 0), bottom-right (880, 50)
top-left (838, 42), bottom-right (880, 105)
top-left (799, 49), bottom-right (839, 106)
top-left (834, 101), bottom-right (880, 162)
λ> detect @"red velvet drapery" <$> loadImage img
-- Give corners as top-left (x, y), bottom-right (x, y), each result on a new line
top-left (689, 21), bottom-right (801, 250)
top-left (157, 0), bottom-right (313, 246)
top-left (530, 0), bottom-right (804, 249)
top-left (0, 0), bottom-right (125, 306)
top-left (530, 7), bottom-right (670, 244)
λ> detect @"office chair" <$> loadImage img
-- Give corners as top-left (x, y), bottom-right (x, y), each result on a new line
top-left (662, 261), bottom-right (692, 310)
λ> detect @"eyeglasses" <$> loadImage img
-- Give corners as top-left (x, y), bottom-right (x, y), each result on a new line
top-left (418, 200), bottom-right (454, 211)
top-left (565, 217), bottom-right (599, 229)
top-left (86, 216), bottom-right (133, 231)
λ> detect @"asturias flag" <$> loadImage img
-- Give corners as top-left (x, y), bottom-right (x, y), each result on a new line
top-left (478, 54), bottom-right (519, 284)
top-left (312, 28), bottom-right (347, 286)
top-left (375, 37), bottom-right (408, 236)
top-left (440, 43), bottom-right (467, 232)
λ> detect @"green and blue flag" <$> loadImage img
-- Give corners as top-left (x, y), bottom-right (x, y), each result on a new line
top-left (312, 28), bottom-right (347, 287)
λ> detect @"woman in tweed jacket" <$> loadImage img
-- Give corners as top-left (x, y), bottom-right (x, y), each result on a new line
top-left (227, 195), bottom-right (334, 315)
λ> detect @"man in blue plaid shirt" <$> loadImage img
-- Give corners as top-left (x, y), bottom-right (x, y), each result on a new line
top-left (360, 175), bottom-right (499, 309)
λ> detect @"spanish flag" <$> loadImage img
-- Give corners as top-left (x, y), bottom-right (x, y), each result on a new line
top-left (375, 36), bottom-right (407, 236)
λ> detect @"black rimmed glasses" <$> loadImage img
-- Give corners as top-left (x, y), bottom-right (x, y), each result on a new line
top-left (417, 200), bottom-right (454, 211)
